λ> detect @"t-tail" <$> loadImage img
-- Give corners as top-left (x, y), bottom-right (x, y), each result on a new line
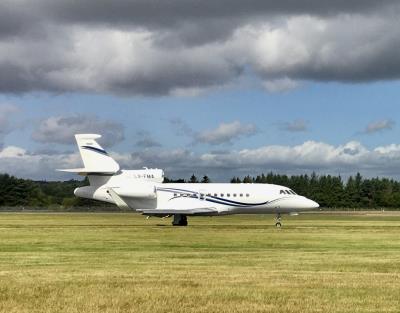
top-left (58, 134), bottom-right (119, 175)
top-left (59, 134), bottom-right (130, 207)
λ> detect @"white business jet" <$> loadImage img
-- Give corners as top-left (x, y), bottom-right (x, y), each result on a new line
top-left (59, 134), bottom-right (319, 227)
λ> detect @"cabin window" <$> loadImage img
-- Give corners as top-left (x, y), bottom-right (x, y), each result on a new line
top-left (240, 193), bottom-right (243, 197)
top-left (246, 193), bottom-right (249, 197)
top-left (221, 193), bottom-right (224, 197)
top-left (174, 193), bottom-right (177, 197)
top-left (214, 193), bottom-right (218, 197)
top-left (207, 193), bottom-right (211, 196)
top-left (233, 193), bottom-right (237, 197)
top-left (227, 193), bottom-right (231, 197)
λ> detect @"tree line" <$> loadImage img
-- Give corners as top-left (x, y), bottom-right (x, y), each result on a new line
top-left (0, 174), bottom-right (104, 209)
top-left (1, 172), bottom-right (400, 209)
top-left (230, 172), bottom-right (400, 209)
top-left (169, 172), bottom-right (400, 209)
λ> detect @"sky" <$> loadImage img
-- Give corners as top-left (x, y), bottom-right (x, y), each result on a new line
top-left (1, 0), bottom-right (400, 181)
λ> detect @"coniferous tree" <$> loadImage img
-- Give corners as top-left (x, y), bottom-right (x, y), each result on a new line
top-left (189, 174), bottom-right (198, 183)
top-left (230, 177), bottom-right (242, 183)
top-left (243, 175), bottom-right (253, 183)
top-left (201, 175), bottom-right (210, 183)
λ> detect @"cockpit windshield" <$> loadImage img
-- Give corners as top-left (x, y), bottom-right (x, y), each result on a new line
top-left (280, 189), bottom-right (297, 195)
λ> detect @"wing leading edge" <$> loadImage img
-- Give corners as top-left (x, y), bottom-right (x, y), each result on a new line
top-left (139, 197), bottom-right (219, 216)
top-left (138, 207), bottom-right (218, 216)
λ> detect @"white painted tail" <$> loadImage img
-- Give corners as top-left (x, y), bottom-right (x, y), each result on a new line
top-left (58, 134), bottom-right (120, 174)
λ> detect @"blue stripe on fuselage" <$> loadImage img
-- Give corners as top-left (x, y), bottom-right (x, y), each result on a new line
top-left (157, 187), bottom-right (269, 207)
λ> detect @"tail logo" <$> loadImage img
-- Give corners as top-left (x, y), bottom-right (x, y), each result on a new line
top-left (81, 145), bottom-right (108, 155)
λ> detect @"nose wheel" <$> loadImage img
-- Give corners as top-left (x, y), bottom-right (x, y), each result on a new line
top-left (275, 213), bottom-right (282, 228)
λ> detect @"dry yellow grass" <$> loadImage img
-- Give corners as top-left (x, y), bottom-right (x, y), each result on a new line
top-left (0, 212), bottom-right (399, 312)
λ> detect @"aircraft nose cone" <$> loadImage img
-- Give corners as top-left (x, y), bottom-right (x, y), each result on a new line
top-left (293, 197), bottom-right (319, 210)
top-left (306, 199), bottom-right (319, 209)
top-left (272, 196), bottom-right (319, 211)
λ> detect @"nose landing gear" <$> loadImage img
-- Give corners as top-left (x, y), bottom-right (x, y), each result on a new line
top-left (275, 213), bottom-right (282, 228)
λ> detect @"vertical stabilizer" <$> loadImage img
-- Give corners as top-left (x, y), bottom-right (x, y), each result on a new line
top-left (74, 134), bottom-right (120, 173)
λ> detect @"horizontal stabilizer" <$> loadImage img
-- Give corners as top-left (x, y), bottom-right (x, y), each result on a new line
top-left (57, 168), bottom-right (116, 175)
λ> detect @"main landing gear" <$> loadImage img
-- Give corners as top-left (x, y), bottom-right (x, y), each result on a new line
top-left (275, 213), bottom-right (282, 228)
top-left (172, 214), bottom-right (188, 226)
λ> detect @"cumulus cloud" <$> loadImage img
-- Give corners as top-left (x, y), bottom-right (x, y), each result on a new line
top-left (363, 119), bottom-right (395, 134)
top-left (123, 140), bottom-right (400, 180)
top-left (32, 115), bottom-right (124, 147)
top-left (0, 145), bottom-right (82, 180)
top-left (196, 121), bottom-right (258, 145)
top-left (280, 119), bottom-right (308, 132)
top-left (0, 1), bottom-right (400, 95)
top-left (3, 140), bottom-right (400, 181)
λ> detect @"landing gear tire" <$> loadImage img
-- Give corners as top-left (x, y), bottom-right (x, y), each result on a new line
top-left (172, 214), bottom-right (188, 226)
top-left (275, 213), bottom-right (282, 228)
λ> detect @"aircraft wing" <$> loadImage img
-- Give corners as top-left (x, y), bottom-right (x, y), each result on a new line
top-left (139, 208), bottom-right (218, 216)
top-left (138, 197), bottom-right (219, 216)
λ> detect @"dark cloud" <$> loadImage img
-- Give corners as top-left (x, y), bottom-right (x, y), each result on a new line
top-left (0, 1), bottom-right (400, 95)
top-left (8, 1), bottom-right (398, 28)
top-left (169, 119), bottom-right (258, 145)
top-left (0, 104), bottom-right (20, 147)
top-left (196, 121), bottom-right (258, 145)
top-left (363, 119), bottom-right (395, 134)
top-left (135, 131), bottom-right (162, 148)
top-left (32, 115), bottom-right (124, 147)
top-left (281, 119), bottom-right (308, 132)
top-left (29, 148), bottom-right (73, 156)
top-left (169, 118), bottom-right (195, 137)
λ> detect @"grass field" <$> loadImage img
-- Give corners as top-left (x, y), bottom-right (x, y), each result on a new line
top-left (0, 212), bottom-right (400, 313)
